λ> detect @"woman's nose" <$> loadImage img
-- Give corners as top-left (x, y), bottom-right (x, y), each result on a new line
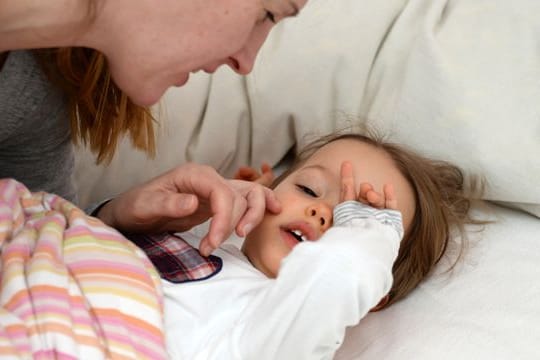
top-left (306, 203), bottom-right (333, 231)
top-left (227, 22), bottom-right (273, 75)
top-left (227, 50), bottom-right (255, 75)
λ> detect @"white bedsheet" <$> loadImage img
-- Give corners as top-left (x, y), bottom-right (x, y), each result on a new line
top-left (335, 203), bottom-right (540, 359)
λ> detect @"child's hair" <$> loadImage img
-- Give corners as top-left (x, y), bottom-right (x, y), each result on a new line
top-left (272, 131), bottom-right (485, 308)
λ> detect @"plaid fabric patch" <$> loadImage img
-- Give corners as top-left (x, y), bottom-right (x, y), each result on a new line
top-left (126, 232), bottom-right (222, 283)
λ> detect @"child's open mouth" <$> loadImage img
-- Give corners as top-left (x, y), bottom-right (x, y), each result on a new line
top-left (280, 223), bottom-right (315, 249)
top-left (288, 229), bottom-right (307, 242)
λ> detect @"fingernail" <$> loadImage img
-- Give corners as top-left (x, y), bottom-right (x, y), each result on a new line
top-left (200, 243), bottom-right (212, 257)
top-left (180, 195), bottom-right (195, 210)
top-left (212, 230), bottom-right (225, 246)
top-left (242, 224), bottom-right (253, 236)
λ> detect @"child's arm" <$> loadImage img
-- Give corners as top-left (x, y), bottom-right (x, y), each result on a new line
top-left (235, 210), bottom-right (402, 359)
top-left (222, 162), bottom-right (404, 359)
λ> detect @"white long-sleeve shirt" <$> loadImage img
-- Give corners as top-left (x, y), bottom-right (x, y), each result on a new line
top-left (163, 201), bottom-right (403, 359)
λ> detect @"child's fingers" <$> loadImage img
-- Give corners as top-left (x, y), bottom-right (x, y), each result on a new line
top-left (366, 189), bottom-right (385, 208)
top-left (234, 166), bottom-right (260, 182)
top-left (260, 162), bottom-right (272, 174)
top-left (340, 161), bottom-right (356, 202)
top-left (383, 183), bottom-right (398, 210)
top-left (256, 170), bottom-right (275, 187)
top-left (359, 182), bottom-right (373, 204)
top-left (360, 182), bottom-right (386, 208)
top-left (233, 167), bottom-right (251, 179)
top-left (234, 163), bottom-right (273, 183)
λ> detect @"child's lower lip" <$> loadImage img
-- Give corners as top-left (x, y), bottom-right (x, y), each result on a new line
top-left (280, 229), bottom-right (300, 249)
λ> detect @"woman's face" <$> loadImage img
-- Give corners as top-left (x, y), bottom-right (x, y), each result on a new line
top-left (93, 0), bottom-right (308, 106)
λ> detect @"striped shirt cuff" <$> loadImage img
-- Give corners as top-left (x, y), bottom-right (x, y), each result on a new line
top-left (333, 200), bottom-right (404, 239)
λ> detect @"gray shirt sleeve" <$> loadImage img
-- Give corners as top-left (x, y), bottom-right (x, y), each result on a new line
top-left (0, 50), bottom-right (77, 203)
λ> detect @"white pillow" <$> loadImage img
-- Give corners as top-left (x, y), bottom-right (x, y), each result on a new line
top-left (248, 0), bottom-right (540, 216)
top-left (359, 0), bottom-right (540, 216)
top-left (237, 0), bottom-right (540, 217)
top-left (75, 0), bottom-right (540, 218)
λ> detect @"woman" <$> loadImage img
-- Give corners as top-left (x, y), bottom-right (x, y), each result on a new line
top-left (0, 0), bottom-right (308, 252)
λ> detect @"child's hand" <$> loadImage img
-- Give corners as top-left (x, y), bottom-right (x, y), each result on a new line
top-left (340, 161), bottom-right (398, 210)
top-left (233, 163), bottom-right (275, 187)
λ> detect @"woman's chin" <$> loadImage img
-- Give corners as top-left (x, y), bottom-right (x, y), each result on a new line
top-left (128, 86), bottom-right (167, 107)
top-left (173, 73), bottom-right (190, 87)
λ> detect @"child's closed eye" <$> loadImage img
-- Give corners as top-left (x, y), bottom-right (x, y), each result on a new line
top-left (296, 184), bottom-right (318, 197)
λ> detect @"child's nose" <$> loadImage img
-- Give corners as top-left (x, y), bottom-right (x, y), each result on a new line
top-left (306, 203), bottom-right (333, 232)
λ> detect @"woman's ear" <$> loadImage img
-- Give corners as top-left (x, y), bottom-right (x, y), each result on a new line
top-left (369, 294), bottom-right (390, 312)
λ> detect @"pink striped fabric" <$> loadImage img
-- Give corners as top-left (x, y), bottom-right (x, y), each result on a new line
top-left (0, 179), bottom-right (167, 359)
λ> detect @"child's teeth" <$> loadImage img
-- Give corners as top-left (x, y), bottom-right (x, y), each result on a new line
top-left (291, 229), bottom-right (306, 242)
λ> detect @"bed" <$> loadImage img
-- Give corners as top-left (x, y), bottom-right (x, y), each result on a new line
top-left (74, 0), bottom-right (540, 358)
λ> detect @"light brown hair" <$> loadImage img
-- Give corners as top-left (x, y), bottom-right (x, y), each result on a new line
top-left (273, 131), bottom-right (486, 308)
top-left (33, 47), bottom-right (156, 164)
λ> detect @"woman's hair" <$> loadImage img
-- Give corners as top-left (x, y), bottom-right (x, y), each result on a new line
top-left (33, 47), bottom-right (156, 164)
top-left (272, 131), bottom-right (486, 308)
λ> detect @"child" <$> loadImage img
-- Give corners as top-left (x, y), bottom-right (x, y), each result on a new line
top-left (129, 132), bottom-right (480, 359)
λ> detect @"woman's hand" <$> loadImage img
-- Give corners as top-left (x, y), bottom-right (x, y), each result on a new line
top-left (96, 163), bottom-right (281, 256)
top-left (340, 161), bottom-right (398, 210)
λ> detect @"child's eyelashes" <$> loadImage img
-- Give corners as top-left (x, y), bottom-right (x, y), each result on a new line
top-left (296, 184), bottom-right (318, 197)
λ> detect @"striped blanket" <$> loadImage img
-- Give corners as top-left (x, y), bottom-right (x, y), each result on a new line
top-left (0, 179), bottom-right (167, 359)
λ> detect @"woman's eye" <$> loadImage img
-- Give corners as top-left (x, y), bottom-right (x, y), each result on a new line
top-left (265, 11), bottom-right (276, 23)
top-left (297, 185), bottom-right (317, 197)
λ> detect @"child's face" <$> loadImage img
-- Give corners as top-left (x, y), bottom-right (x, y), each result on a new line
top-left (242, 139), bottom-right (416, 278)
